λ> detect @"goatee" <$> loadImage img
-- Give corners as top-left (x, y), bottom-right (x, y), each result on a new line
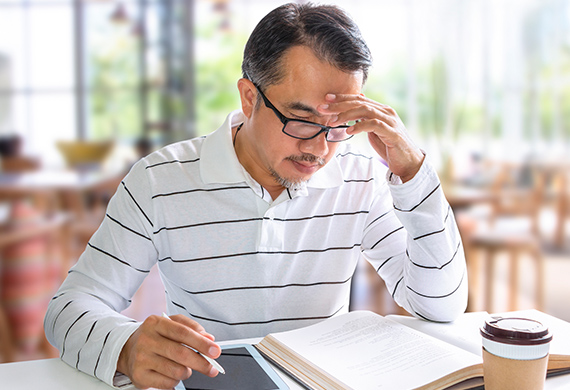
top-left (269, 154), bottom-right (325, 190)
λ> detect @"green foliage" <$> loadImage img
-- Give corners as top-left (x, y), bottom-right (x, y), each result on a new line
top-left (195, 22), bottom-right (247, 136)
top-left (562, 86), bottom-right (570, 139)
top-left (89, 30), bottom-right (140, 141)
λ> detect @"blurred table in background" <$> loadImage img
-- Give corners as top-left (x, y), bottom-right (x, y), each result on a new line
top-left (0, 169), bottom-right (124, 215)
top-left (0, 167), bottom-right (126, 273)
top-left (443, 184), bottom-right (496, 211)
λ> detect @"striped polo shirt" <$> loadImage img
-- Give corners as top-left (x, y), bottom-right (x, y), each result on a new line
top-left (45, 110), bottom-right (467, 386)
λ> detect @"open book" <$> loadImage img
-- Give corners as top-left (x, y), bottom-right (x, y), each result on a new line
top-left (254, 310), bottom-right (570, 390)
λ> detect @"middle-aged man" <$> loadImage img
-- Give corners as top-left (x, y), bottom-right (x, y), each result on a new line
top-left (45, 3), bottom-right (467, 389)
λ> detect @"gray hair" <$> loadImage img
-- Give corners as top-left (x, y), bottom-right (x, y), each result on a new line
top-left (242, 3), bottom-right (372, 92)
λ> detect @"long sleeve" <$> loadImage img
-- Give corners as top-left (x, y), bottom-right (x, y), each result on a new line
top-left (44, 160), bottom-right (157, 387)
top-left (361, 157), bottom-right (468, 322)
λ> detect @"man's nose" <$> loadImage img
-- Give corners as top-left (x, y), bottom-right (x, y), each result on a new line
top-left (299, 131), bottom-right (329, 157)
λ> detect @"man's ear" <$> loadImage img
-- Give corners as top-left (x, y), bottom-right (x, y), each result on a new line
top-left (237, 78), bottom-right (257, 118)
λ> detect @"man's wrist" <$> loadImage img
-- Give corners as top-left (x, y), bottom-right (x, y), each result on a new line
top-left (387, 151), bottom-right (426, 185)
top-left (400, 151), bottom-right (425, 183)
top-left (116, 332), bottom-right (134, 380)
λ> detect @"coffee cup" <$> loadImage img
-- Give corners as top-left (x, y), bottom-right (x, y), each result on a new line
top-left (480, 316), bottom-right (553, 390)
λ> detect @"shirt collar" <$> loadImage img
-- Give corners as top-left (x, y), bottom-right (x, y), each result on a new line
top-left (200, 110), bottom-right (344, 189)
top-left (200, 110), bottom-right (246, 184)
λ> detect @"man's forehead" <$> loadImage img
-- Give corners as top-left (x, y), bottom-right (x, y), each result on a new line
top-left (280, 46), bottom-right (364, 84)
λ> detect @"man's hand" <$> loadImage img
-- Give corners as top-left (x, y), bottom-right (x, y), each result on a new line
top-left (319, 93), bottom-right (424, 183)
top-left (117, 314), bottom-right (221, 389)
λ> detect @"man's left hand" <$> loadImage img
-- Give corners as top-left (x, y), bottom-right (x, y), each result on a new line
top-left (319, 93), bottom-right (424, 183)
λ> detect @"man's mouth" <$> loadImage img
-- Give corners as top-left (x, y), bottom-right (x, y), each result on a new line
top-left (286, 154), bottom-right (326, 174)
top-left (286, 154), bottom-right (325, 166)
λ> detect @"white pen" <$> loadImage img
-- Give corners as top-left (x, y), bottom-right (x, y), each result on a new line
top-left (162, 313), bottom-right (225, 374)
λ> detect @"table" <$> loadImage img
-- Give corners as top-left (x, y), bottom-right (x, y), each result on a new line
top-left (0, 167), bottom-right (126, 266)
top-left (0, 168), bottom-right (125, 216)
top-left (442, 184), bottom-right (496, 211)
top-left (0, 339), bottom-right (303, 390)
top-left (1, 345), bottom-right (570, 390)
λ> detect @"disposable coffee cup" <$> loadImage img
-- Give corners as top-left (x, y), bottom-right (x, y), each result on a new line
top-left (480, 317), bottom-right (553, 390)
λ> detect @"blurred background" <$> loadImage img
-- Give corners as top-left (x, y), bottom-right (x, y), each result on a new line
top-left (0, 0), bottom-right (569, 363)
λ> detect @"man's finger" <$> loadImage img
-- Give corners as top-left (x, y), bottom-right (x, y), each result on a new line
top-left (158, 336), bottom-right (220, 377)
top-left (158, 315), bottom-right (221, 359)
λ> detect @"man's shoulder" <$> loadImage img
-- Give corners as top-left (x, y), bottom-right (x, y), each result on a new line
top-left (141, 136), bottom-right (206, 169)
top-left (124, 136), bottom-right (207, 186)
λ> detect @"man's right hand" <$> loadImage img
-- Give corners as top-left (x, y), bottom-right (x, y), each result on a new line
top-left (117, 314), bottom-right (221, 389)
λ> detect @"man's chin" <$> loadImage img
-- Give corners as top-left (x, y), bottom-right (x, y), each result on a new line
top-left (269, 168), bottom-right (309, 190)
top-left (278, 176), bottom-right (309, 190)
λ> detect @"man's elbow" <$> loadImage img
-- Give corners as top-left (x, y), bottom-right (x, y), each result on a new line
top-left (409, 279), bottom-right (469, 323)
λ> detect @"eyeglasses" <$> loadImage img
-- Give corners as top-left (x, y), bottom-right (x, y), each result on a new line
top-left (255, 85), bottom-right (354, 142)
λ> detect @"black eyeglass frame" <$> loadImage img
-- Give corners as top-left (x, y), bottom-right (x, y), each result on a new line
top-left (254, 85), bottom-right (354, 142)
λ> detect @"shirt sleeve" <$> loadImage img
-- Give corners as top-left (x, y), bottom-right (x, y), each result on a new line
top-left (361, 157), bottom-right (468, 322)
top-left (44, 160), bottom-right (158, 387)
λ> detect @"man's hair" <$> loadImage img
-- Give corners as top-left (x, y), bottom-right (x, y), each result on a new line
top-left (242, 3), bottom-right (372, 91)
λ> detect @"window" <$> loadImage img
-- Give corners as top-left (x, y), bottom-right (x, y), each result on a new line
top-left (0, 0), bottom-right (195, 167)
top-left (0, 0), bottom-right (75, 165)
top-left (1, 0), bottom-right (568, 169)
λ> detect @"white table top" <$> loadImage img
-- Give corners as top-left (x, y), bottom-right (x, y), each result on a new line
top-left (2, 329), bottom-right (570, 390)
top-left (1, 358), bottom-right (117, 390)
top-left (2, 355), bottom-right (570, 390)
top-left (0, 338), bottom-right (303, 390)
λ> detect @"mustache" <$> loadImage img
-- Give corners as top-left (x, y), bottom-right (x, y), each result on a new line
top-left (286, 154), bottom-right (326, 166)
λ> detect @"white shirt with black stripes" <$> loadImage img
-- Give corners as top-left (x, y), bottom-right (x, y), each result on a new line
top-left (44, 110), bottom-right (467, 387)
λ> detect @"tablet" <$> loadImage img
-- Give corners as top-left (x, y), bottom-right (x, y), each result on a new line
top-left (175, 344), bottom-right (289, 390)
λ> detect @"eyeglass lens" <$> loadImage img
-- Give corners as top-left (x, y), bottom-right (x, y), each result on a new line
top-left (283, 121), bottom-right (353, 142)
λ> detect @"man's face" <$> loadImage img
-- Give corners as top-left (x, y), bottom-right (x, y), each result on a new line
top-left (238, 45), bottom-right (364, 194)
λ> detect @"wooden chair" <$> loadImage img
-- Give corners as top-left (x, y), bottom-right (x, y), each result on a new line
top-left (350, 258), bottom-right (409, 316)
top-left (459, 161), bottom-right (545, 313)
top-left (487, 162), bottom-right (544, 236)
top-left (464, 225), bottom-right (544, 312)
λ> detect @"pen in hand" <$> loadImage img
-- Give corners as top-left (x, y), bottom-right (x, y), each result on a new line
top-left (162, 313), bottom-right (226, 374)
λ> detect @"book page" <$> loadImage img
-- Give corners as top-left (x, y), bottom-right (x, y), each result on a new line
top-left (386, 312), bottom-right (489, 357)
top-left (387, 310), bottom-right (570, 368)
top-left (267, 311), bottom-right (481, 390)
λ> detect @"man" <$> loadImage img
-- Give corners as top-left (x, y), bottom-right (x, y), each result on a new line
top-left (45, 3), bottom-right (467, 389)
